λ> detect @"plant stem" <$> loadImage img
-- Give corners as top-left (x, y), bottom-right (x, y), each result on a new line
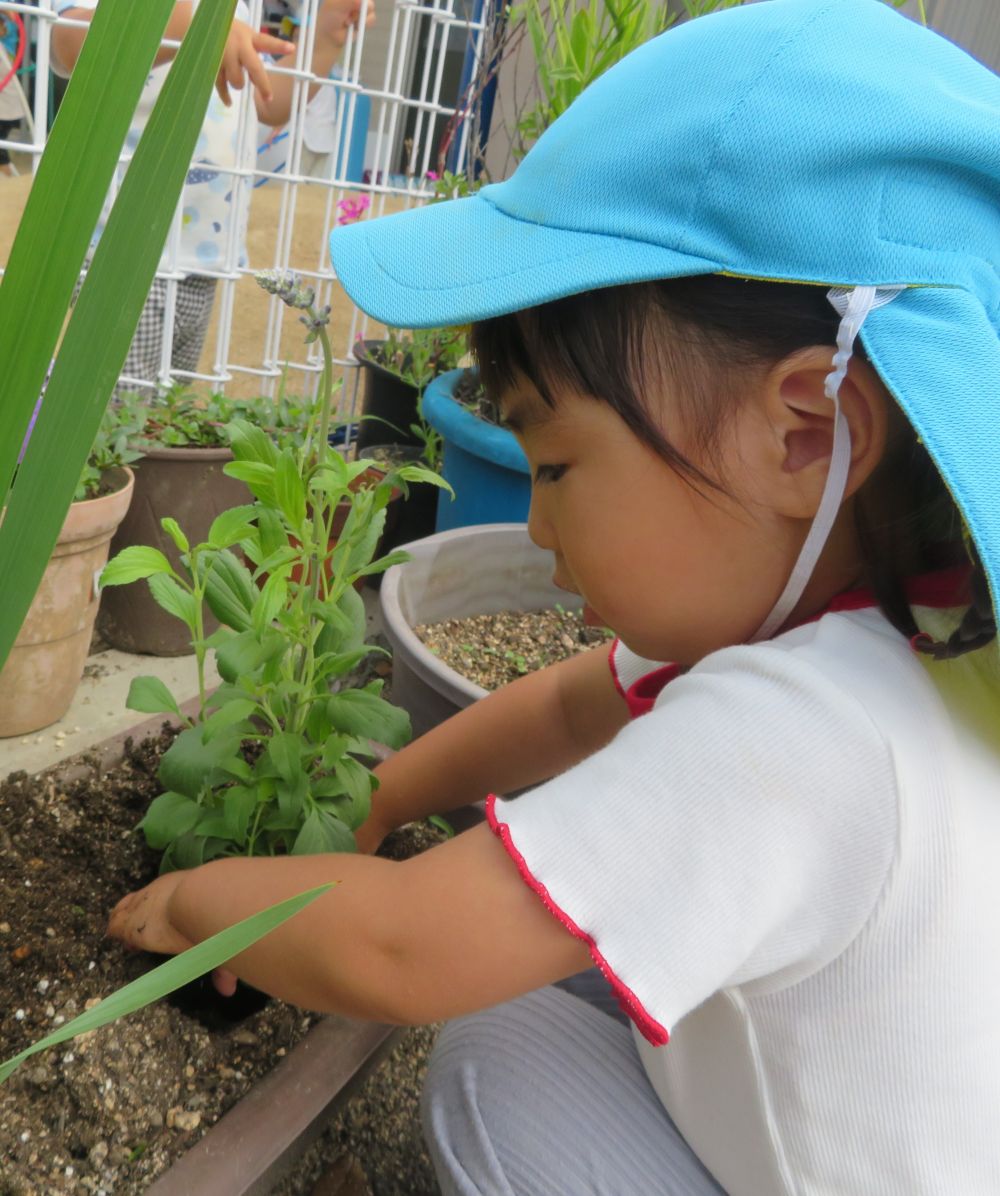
top-left (289, 311), bottom-right (336, 734)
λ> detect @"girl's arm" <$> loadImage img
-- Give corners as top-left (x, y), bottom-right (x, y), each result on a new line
top-left (255, 0), bottom-right (376, 129)
top-left (108, 823), bottom-right (593, 1023)
top-left (356, 641), bottom-right (630, 851)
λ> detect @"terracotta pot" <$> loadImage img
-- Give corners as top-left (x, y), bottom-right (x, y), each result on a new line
top-left (98, 446), bottom-right (251, 656)
top-left (0, 468), bottom-right (135, 737)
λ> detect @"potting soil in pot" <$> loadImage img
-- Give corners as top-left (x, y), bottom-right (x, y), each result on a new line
top-left (416, 608), bottom-right (613, 691)
top-left (0, 732), bottom-right (444, 1195)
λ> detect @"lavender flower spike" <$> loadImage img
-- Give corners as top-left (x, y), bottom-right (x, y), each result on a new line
top-left (255, 269), bottom-right (316, 312)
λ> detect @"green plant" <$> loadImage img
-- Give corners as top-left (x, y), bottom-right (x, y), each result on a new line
top-left (120, 379), bottom-right (323, 454)
top-left (75, 400), bottom-right (145, 502)
top-left (101, 272), bottom-right (447, 870)
top-left (511, 0), bottom-right (674, 154)
top-left (510, 0), bottom-right (925, 159)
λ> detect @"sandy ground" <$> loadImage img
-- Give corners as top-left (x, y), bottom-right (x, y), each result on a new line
top-left (0, 169), bottom-right (404, 405)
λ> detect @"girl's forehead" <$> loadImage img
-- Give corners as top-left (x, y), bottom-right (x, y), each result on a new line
top-left (498, 386), bottom-right (551, 433)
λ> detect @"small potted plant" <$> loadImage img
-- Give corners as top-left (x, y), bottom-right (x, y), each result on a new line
top-left (0, 404), bottom-right (138, 737)
top-left (97, 385), bottom-right (321, 655)
top-left (421, 367), bottom-right (532, 530)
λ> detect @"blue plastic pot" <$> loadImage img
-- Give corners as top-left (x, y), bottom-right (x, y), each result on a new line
top-left (422, 371), bottom-right (531, 531)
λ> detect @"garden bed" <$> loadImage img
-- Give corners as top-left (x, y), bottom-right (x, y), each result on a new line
top-left (0, 726), bottom-right (441, 1195)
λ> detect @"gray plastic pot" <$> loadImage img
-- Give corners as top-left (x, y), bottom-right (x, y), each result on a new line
top-left (380, 524), bottom-right (580, 738)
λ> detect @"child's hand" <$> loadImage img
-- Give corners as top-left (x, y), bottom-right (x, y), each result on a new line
top-left (315, 0), bottom-right (376, 49)
top-left (108, 872), bottom-right (194, 957)
top-left (217, 20), bottom-right (296, 108)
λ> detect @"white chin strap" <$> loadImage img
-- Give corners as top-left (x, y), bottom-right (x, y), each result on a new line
top-left (750, 284), bottom-right (904, 643)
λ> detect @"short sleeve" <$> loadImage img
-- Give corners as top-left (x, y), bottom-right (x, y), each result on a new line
top-left (489, 642), bottom-right (898, 1045)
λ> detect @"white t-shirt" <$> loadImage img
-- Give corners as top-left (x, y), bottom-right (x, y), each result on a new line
top-left (490, 574), bottom-right (1000, 1194)
top-left (53, 0), bottom-right (256, 273)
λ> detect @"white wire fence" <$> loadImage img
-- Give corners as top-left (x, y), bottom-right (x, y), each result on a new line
top-left (0, 0), bottom-right (509, 424)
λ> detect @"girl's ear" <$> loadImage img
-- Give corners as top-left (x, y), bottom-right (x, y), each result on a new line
top-left (754, 345), bottom-right (891, 519)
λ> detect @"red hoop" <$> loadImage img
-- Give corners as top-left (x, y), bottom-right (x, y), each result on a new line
top-left (0, 11), bottom-right (26, 94)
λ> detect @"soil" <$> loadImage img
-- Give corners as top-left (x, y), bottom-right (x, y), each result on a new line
top-left (416, 607), bottom-right (613, 691)
top-left (0, 731), bottom-right (443, 1196)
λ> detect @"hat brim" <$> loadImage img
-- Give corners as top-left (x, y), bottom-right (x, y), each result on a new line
top-left (329, 193), bottom-right (722, 329)
top-left (862, 286), bottom-right (1000, 611)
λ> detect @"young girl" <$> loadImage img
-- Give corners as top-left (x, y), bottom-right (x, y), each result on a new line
top-left (108, 1), bottom-right (1000, 1191)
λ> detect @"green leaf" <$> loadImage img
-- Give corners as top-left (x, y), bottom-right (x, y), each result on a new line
top-left (224, 460), bottom-right (276, 504)
top-left (160, 517), bottom-right (190, 554)
top-left (139, 791), bottom-right (203, 850)
top-left (274, 450), bottom-right (307, 529)
top-left (158, 726), bottom-right (243, 800)
top-left (100, 546), bottom-right (173, 587)
top-left (207, 505), bottom-right (258, 550)
top-left (256, 506), bottom-right (288, 560)
top-left (215, 629), bottom-right (287, 684)
top-left (320, 734), bottom-right (351, 770)
top-left (0, 885), bottom-right (333, 1086)
top-left (292, 809), bottom-right (356, 855)
top-left (227, 418), bottom-right (279, 467)
top-left (428, 814), bottom-right (456, 839)
top-left (204, 549), bottom-right (256, 632)
top-left (147, 573), bottom-right (199, 629)
top-left (223, 785), bottom-right (259, 845)
top-left (254, 571), bottom-right (288, 632)
top-left (267, 731), bottom-right (306, 787)
top-left (202, 698), bottom-right (258, 733)
top-left (395, 464), bottom-right (452, 491)
top-left (313, 759), bottom-right (373, 830)
top-left (313, 647), bottom-right (372, 684)
top-left (126, 675), bottom-right (182, 718)
top-left (326, 687), bottom-right (411, 750)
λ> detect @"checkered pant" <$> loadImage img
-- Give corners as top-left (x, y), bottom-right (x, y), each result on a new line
top-left (119, 273), bottom-right (217, 396)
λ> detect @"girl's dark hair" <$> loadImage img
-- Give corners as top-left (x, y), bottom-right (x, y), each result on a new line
top-left (471, 275), bottom-right (995, 660)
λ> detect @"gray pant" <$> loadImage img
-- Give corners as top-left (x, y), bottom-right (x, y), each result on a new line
top-left (421, 972), bottom-right (728, 1196)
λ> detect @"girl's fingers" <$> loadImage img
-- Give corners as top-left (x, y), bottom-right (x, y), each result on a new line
top-left (212, 967), bottom-right (239, 997)
top-left (252, 32), bottom-right (297, 57)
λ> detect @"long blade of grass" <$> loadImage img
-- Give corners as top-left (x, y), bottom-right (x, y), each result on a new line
top-left (0, 884), bottom-right (333, 1085)
top-left (0, 0), bottom-right (238, 671)
top-left (0, 0), bottom-right (175, 509)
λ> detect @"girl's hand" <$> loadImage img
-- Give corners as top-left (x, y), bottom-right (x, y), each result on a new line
top-left (108, 872), bottom-right (194, 956)
top-left (108, 873), bottom-right (239, 997)
top-left (216, 20), bottom-right (296, 107)
top-left (316, 0), bottom-right (376, 48)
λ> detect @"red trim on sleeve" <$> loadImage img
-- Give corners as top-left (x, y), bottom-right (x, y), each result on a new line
top-left (486, 794), bottom-right (670, 1048)
top-left (608, 638), bottom-right (629, 703)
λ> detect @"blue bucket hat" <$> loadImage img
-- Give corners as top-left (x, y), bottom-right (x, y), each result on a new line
top-left (331, 0), bottom-right (1000, 613)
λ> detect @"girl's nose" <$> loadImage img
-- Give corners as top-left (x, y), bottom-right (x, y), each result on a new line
top-left (526, 487), bottom-right (556, 552)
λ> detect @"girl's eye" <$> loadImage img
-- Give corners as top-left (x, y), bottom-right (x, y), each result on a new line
top-left (534, 463), bottom-right (567, 484)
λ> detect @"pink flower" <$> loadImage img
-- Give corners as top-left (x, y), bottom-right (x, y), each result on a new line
top-left (336, 195), bottom-right (371, 226)
top-left (426, 171), bottom-right (440, 181)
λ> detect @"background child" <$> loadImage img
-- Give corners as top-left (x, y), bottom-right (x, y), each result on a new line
top-left (108, 1), bottom-right (1000, 1193)
top-left (51, 0), bottom-right (370, 396)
